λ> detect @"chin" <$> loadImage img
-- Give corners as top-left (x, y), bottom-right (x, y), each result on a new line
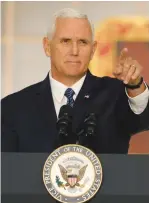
top-left (64, 67), bottom-right (86, 77)
top-left (65, 70), bottom-right (85, 77)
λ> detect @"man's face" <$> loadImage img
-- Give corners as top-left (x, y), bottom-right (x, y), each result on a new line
top-left (44, 18), bottom-right (97, 80)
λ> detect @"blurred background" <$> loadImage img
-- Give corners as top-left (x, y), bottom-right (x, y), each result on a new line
top-left (1, 1), bottom-right (149, 154)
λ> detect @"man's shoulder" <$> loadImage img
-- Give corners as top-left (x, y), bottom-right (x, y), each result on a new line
top-left (1, 80), bottom-right (43, 107)
top-left (90, 73), bottom-right (123, 90)
top-left (101, 75), bottom-right (122, 85)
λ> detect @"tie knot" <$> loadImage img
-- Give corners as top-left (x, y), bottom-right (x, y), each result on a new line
top-left (64, 88), bottom-right (75, 107)
top-left (64, 88), bottom-right (75, 98)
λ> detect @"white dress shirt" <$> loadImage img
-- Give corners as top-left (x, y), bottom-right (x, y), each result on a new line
top-left (126, 82), bottom-right (149, 114)
top-left (49, 71), bottom-right (149, 117)
top-left (49, 71), bottom-right (86, 117)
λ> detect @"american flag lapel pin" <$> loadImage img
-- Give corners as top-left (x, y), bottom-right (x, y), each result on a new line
top-left (84, 94), bottom-right (90, 99)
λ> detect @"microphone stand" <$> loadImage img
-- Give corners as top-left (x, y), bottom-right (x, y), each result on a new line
top-left (56, 105), bottom-right (77, 146)
top-left (77, 113), bottom-right (97, 148)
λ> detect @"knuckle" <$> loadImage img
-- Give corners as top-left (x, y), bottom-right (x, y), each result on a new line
top-left (133, 59), bottom-right (137, 63)
top-left (124, 63), bottom-right (130, 69)
top-left (128, 57), bottom-right (132, 61)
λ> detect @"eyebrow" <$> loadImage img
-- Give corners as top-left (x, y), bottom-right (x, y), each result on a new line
top-left (59, 37), bottom-right (91, 43)
top-left (59, 37), bottom-right (71, 40)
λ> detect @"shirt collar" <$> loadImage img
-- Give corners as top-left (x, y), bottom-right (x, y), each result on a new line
top-left (49, 70), bottom-right (86, 103)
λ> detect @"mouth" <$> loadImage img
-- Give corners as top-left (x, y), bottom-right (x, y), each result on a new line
top-left (65, 61), bottom-right (81, 64)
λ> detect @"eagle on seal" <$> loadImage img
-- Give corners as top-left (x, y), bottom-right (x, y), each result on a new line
top-left (58, 164), bottom-right (88, 188)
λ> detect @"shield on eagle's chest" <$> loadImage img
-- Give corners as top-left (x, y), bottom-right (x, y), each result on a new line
top-left (68, 175), bottom-right (78, 187)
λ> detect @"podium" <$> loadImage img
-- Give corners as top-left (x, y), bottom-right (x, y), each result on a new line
top-left (2, 153), bottom-right (149, 203)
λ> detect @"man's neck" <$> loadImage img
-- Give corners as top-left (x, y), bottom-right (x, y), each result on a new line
top-left (50, 69), bottom-right (86, 87)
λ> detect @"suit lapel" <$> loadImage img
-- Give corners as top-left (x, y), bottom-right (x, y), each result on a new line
top-left (72, 71), bottom-right (102, 134)
top-left (35, 74), bottom-right (58, 148)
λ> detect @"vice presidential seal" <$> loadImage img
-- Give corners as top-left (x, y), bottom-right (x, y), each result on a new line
top-left (43, 144), bottom-right (103, 203)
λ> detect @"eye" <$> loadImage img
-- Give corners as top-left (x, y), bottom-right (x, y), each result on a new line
top-left (60, 38), bottom-right (71, 44)
top-left (78, 39), bottom-right (88, 45)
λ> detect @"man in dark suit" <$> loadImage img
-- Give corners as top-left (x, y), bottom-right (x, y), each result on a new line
top-left (1, 8), bottom-right (149, 153)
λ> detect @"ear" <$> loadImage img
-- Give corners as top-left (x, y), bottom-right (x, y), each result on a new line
top-left (43, 37), bottom-right (51, 57)
top-left (90, 41), bottom-right (97, 60)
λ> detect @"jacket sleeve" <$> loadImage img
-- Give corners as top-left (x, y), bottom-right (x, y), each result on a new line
top-left (116, 84), bottom-right (149, 135)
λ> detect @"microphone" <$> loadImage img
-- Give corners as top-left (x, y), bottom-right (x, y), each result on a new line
top-left (77, 109), bottom-right (98, 148)
top-left (83, 113), bottom-right (97, 137)
top-left (56, 105), bottom-right (75, 145)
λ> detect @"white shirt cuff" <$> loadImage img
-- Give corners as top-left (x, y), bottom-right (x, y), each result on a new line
top-left (125, 82), bottom-right (149, 114)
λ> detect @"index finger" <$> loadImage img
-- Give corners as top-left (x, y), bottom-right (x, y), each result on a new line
top-left (119, 47), bottom-right (128, 62)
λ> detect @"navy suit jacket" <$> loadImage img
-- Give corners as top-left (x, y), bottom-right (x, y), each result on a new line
top-left (1, 71), bottom-right (149, 153)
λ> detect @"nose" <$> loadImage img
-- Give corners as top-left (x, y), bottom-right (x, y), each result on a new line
top-left (71, 42), bottom-right (79, 56)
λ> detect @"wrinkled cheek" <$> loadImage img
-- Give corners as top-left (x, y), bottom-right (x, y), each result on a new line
top-left (81, 54), bottom-right (92, 65)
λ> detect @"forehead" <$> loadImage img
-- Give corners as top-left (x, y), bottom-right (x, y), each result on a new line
top-left (53, 17), bottom-right (92, 39)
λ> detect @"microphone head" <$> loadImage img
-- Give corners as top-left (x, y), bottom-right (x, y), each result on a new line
top-left (58, 105), bottom-right (73, 118)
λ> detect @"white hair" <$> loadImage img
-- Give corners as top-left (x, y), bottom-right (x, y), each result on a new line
top-left (47, 8), bottom-right (94, 41)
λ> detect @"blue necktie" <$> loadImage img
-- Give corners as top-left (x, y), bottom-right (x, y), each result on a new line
top-left (64, 88), bottom-right (75, 107)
